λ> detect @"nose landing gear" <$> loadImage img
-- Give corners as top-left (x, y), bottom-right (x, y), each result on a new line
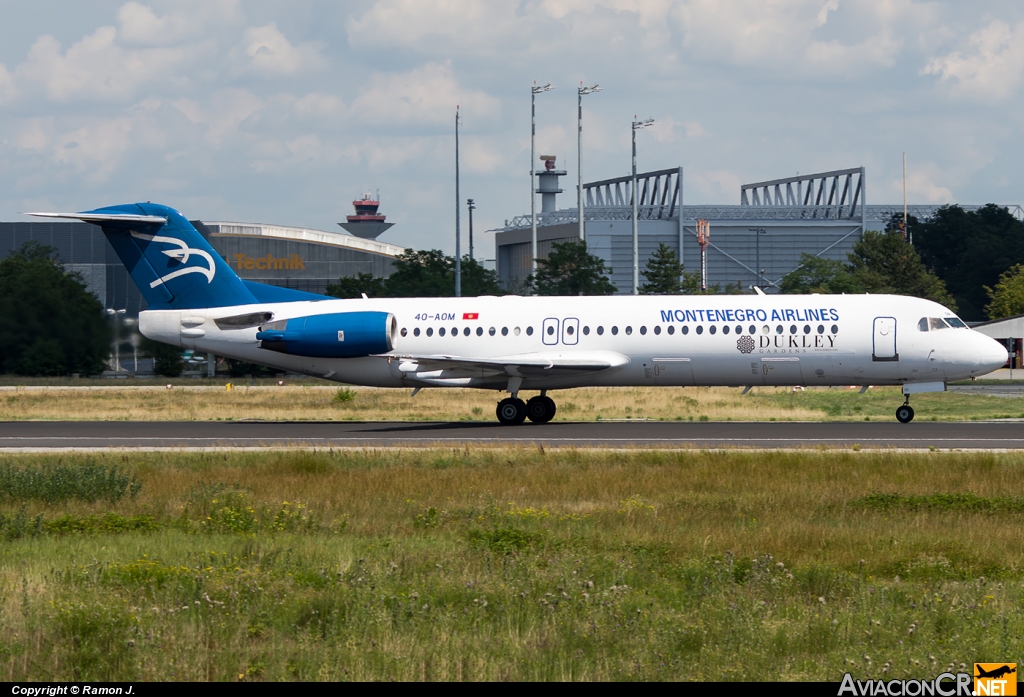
top-left (896, 395), bottom-right (915, 424)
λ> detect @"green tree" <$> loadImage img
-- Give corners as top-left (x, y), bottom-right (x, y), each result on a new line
top-left (456, 256), bottom-right (503, 296)
top-left (912, 205), bottom-right (1024, 320)
top-left (780, 253), bottom-right (860, 294)
top-left (378, 249), bottom-right (501, 297)
top-left (325, 272), bottom-right (387, 299)
top-left (984, 263), bottom-right (1024, 319)
top-left (848, 230), bottom-right (956, 308)
top-left (139, 336), bottom-right (184, 378)
top-left (640, 243), bottom-right (702, 294)
top-left (530, 240), bottom-right (617, 296)
top-left (0, 242), bottom-right (110, 376)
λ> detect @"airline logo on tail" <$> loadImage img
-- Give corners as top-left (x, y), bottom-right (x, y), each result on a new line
top-left (131, 229), bottom-right (216, 289)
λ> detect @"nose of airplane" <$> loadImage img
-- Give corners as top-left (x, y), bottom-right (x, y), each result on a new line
top-left (976, 334), bottom-right (1009, 375)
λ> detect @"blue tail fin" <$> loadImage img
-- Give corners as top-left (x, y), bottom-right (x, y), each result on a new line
top-left (36, 203), bottom-right (258, 309)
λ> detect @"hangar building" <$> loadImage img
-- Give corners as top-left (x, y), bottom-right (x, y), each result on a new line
top-left (494, 165), bottom-right (1016, 294)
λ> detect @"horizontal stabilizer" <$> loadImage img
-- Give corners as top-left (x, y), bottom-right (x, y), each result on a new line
top-left (27, 211), bottom-right (168, 225)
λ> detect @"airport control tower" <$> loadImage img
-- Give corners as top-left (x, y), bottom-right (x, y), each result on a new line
top-left (537, 155), bottom-right (565, 213)
top-left (339, 192), bottom-right (394, 240)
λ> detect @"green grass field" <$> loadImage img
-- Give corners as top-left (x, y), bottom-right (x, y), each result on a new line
top-left (1, 449), bottom-right (1023, 681)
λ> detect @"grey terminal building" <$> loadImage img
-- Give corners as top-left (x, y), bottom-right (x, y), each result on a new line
top-left (494, 165), bottom-right (1021, 294)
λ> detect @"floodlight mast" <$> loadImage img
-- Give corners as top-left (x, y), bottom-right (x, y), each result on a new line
top-left (631, 117), bottom-right (655, 295)
top-left (455, 105), bottom-right (461, 297)
top-left (530, 83), bottom-right (553, 281)
top-left (577, 83), bottom-right (601, 241)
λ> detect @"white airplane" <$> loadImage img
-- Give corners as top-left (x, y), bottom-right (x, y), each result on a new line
top-left (30, 203), bottom-right (1008, 425)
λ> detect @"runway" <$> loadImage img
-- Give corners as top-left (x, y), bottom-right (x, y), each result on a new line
top-left (0, 420), bottom-right (1022, 450)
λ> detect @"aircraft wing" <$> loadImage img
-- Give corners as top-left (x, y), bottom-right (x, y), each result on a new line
top-left (393, 350), bottom-right (630, 378)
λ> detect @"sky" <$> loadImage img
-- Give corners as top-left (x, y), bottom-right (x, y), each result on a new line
top-left (0, 0), bottom-right (1022, 256)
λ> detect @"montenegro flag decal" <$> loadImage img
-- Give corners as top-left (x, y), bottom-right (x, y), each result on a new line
top-left (463, 312), bottom-right (479, 320)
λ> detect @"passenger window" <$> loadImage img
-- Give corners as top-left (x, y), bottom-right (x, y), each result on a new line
top-left (401, 327), bottom-right (408, 337)
top-left (817, 325), bottom-right (824, 334)
top-left (667, 325), bottom-right (675, 335)
top-left (566, 325), bottom-right (575, 335)
top-left (803, 325), bottom-right (811, 334)
top-left (722, 325), bottom-right (730, 335)
top-left (414, 327), bottom-right (421, 337)
top-left (611, 326), bottom-right (619, 335)
top-left (776, 325), bottom-right (783, 334)
top-left (463, 327), bottom-right (470, 336)
top-left (546, 325), bottom-right (554, 335)
top-left (524, 326), bottom-right (532, 336)
top-left (583, 326), bottom-right (590, 335)
top-left (451, 326), bottom-right (457, 336)
top-left (625, 326), bottom-right (633, 335)
top-left (762, 325), bottom-right (769, 335)
top-left (831, 324), bottom-right (839, 334)
top-left (748, 325), bottom-right (755, 335)
top-left (489, 327), bottom-right (496, 336)
top-left (640, 326), bottom-right (647, 335)
top-left (476, 327), bottom-right (483, 336)
top-left (426, 328), bottom-right (433, 337)
top-left (709, 325), bottom-right (717, 335)
top-left (597, 326), bottom-right (604, 335)
top-left (439, 327), bottom-right (446, 337)
top-left (918, 318), bottom-right (929, 332)
top-left (654, 326), bottom-right (661, 335)
top-left (501, 327), bottom-right (508, 336)
top-left (696, 325), bottom-right (703, 335)
top-left (682, 326), bottom-right (689, 335)
top-left (737, 326), bottom-right (744, 335)
top-left (789, 325), bottom-right (797, 334)
top-left (514, 327), bottom-right (521, 336)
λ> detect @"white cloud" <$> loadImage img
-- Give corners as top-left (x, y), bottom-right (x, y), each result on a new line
top-left (117, 0), bottom-right (241, 45)
top-left (9, 27), bottom-right (193, 103)
top-left (351, 62), bottom-right (500, 127)
top-left (235, 23), bottom-right (324, 77)
top-left (816, 0), bottom-right (840, 26)
top-left (168, 90), bottom-right (265, 144)
top-left (923, 20), bottom-right (1024, 99)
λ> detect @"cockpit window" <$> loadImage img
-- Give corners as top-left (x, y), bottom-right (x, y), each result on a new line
top-left (920, 316), bottom-right (966, 331)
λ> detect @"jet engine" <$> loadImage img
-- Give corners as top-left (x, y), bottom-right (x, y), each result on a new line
top-left (255, 311), bottom-right (396, 358)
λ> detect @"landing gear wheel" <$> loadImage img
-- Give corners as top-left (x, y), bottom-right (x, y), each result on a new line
top-left (496, 397), bottom-right (527, 425)
top-left (895, 405), bottom-right (915, 424)
top-left (526, 395), bottom-right (557, 423)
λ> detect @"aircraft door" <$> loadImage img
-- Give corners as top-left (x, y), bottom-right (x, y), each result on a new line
top-left (542, 318), bottom-right (559, 346)
top-left (873, 317), bottom-right (898, 361)
top-left (561, 318), bottom-right (579, 345)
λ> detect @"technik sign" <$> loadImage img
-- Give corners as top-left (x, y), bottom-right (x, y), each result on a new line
top-left (228, 254), bottom-right (306, 271)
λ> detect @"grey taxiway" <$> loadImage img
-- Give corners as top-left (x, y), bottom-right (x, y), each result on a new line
top-left (0, 420), bottom-right (1022, 450)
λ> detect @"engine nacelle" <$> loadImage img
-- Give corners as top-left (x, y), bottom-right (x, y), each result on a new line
top-left (255, 311), bottom-right (396, 358)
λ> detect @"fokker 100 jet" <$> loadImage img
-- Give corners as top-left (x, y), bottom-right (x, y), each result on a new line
top-left (30, 204), bottom-right (1008, 425)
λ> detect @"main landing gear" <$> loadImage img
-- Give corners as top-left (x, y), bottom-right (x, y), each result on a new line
top-left (496, 392), bottom-right (557, 425)
top-left (896, 395), bottom-right (915, 424)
